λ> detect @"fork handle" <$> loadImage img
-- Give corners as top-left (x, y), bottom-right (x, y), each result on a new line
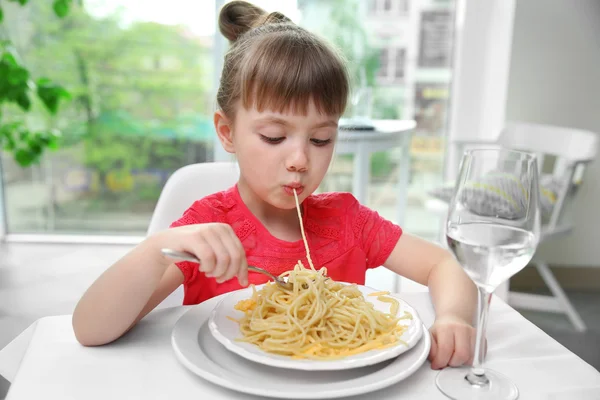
top-left (161, 249), bottom-right (275, 279)
top-left (161, 248), bottom-right (200, 264)
top-left (160, 248), bottom-right (291, 289)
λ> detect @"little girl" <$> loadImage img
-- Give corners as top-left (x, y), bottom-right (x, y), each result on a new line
top-left (73, 0), bottom-right (478, 371)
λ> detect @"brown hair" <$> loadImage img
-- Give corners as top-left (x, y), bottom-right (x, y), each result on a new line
top-left (217, 1), bottom-right (349, 119)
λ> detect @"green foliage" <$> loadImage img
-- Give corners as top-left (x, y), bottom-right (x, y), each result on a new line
top-left (1, 0), bottom-right (211, 176)
top-left (0, 0), bottom-right (82, 22)
top-left (37, 78), bottom-right (71, 114)
top-left (0, 1), bottom-right (73, 166)
top-left (0, 45), bottom-right (71, 166)
top-left (53, 0), bottom-right (72, 18)
top-left (0, 50), bottom-right (31, 111)
top-left (7, 0), bottom-right (29, 7)
top-left (0, 121), bottom-right (60, 166)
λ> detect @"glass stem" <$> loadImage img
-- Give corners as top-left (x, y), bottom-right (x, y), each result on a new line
top-left (466, 287), bottom-right (493, 387)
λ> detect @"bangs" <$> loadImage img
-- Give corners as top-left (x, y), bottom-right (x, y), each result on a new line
top-left (238, 30), bottom-right (349, 116)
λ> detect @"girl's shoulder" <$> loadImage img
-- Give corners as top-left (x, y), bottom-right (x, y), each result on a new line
top-left (305, 191), bottom-right (394, 237)
top-left (170, 186), bottom-right (238, 227)
top-left (305, 191), bottom-right (361, 216)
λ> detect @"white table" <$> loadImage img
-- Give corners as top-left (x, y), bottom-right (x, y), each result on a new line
top-left (337, 119), bottom-right (415, 226)
top-left (1, 292), bottom-right (599, 400)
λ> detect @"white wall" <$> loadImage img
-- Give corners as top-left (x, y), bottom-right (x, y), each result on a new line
top-left (505, 0), bottom-right (600, 267)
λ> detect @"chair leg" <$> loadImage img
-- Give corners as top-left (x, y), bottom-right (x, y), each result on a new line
top-left (508, 261), bottom-right (587, 332)
top-left (535, 262), bottom-right (587, 332)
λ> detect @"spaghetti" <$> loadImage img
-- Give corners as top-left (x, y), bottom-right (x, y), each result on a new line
top-left (231, 189), bottom-right (411, 360)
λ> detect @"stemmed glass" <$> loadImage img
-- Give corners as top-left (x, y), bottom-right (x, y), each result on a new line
top-left (436, 148), bottom-right (541, 400)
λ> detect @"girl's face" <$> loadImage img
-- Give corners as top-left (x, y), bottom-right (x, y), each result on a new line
top-left (216, 99), bottom-right (338, 211)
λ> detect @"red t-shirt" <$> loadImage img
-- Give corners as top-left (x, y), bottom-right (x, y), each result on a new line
top-left (169, 185), bottom-right (402, 305)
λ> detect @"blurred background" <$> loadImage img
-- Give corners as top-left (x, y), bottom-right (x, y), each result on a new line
top-left (0, 0), bottom-right (452, 239)
top-left (1, 0), bottom-right (600, 395)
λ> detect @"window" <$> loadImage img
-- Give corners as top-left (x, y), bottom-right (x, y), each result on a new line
top-left (376, 47), bottom-right (405, 83)
top-left (298, 0), bottom-right (456, 244)
top-left (296, 0), bottom-right (457, 292)
top-left (377, 48), bottom-right (390, 78)
top-left (369, 0), bottom-right (410, 15)
top-left (399, 0), bottom-right (410, 14)
top-left (394, 48), bottom-right (406, 80)
top-left (0, 1), bottom-right (216, 235)
top-left (418, 10), bottom-right (454, 68)
top-left (1, 0), bottom-right (458, 251)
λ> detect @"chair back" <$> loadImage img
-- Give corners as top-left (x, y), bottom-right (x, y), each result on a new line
top-left (148, 162), bottom-right (240, 308)
top-left (499, 123), bottom-right (598, 231)
top-left (453, 122), bottom-right (598, 233)
top-left (147, 162), bottom-right (240, 235)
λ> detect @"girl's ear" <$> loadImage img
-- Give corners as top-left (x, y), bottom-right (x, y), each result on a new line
top-left (214, 110), bottom-right (235, 153)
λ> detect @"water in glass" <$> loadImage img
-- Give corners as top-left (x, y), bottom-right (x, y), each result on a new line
top-left (447, 223), bottom-right (536, 292)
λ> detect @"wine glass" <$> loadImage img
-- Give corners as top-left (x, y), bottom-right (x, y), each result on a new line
top-left (436, 148), bottom-right (541, 400)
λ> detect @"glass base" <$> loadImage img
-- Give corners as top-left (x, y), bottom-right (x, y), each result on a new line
top-left (436, 367), bottom-right (519, 400)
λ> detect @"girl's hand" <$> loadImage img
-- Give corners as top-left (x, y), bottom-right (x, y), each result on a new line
top-left (428, 315), bottom-right (483, 370)
top-left (157, 223), bottom-right (249, 286)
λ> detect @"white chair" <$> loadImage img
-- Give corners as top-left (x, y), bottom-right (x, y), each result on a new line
top-left (428, 122), bottom-right (598, 332)
top-left (147, 161), bottom-right (240, 309)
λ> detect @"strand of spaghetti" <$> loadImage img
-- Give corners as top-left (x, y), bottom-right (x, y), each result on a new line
top-left (368, 290), bottom-right (390, 297)
top-left (376, 295), bottom-right (400, 316)
top-left (293, 188), bottom-right (315, 270)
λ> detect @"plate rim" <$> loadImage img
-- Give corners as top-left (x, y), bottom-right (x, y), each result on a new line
top-left (171, 296), bottom-right (432, 399)
top-left (208, 282), bottom-right (424, 371)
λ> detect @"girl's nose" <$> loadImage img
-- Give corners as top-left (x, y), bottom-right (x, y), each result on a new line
top-left (286, 145), bottom-right (309, 172)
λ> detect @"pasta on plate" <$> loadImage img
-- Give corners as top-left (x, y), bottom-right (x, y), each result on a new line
top-left (228, 190), bottom-right (413, 360)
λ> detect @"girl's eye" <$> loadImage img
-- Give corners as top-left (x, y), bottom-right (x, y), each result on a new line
top-left (260, 135), bottom-right (285, 144)
top-left (311, 138), bottom-right (332, 147)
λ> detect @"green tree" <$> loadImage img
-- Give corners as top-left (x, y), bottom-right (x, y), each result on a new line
top-left (3, 2), bottom-right (212, 193)
top-left (78, 21), bottom-right (212, 187)
top-left (0, 0), bottom-right (74, 166)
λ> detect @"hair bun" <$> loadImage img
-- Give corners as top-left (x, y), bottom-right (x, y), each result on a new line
top-left (219, 1), bottom-right (291, 42)
top-left (261, 11), bottom-right (291, 25)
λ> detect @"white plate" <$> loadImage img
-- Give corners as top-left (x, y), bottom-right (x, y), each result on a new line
top-left (208, 283), bottom-right (424, 371)
top-left (172, 294), bottom-right (431, 399)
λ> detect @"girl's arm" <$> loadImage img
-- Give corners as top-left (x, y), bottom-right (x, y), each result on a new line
top-left (383, 233), bottom-right (478, 368)
top-left (72, 223), bottom-right (249, 346)
top-left (383, 233), bottom-right (476, 322)
top-left (72, 235), bottom-right (183, 346)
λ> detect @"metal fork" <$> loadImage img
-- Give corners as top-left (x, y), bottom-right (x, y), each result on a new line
top-left (160, 248), bottom-right (294, 290)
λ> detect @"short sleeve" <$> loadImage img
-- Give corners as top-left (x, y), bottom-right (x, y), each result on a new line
top-left (353, 201), bottom-right (403, 269)
top-left (168, 201), bottom-right (213, 284)
top-left (169, 200), bottom-right (212, 229)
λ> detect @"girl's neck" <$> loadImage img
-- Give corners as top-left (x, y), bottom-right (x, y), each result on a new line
top-left (237, 178), bottom-right (303, 242)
